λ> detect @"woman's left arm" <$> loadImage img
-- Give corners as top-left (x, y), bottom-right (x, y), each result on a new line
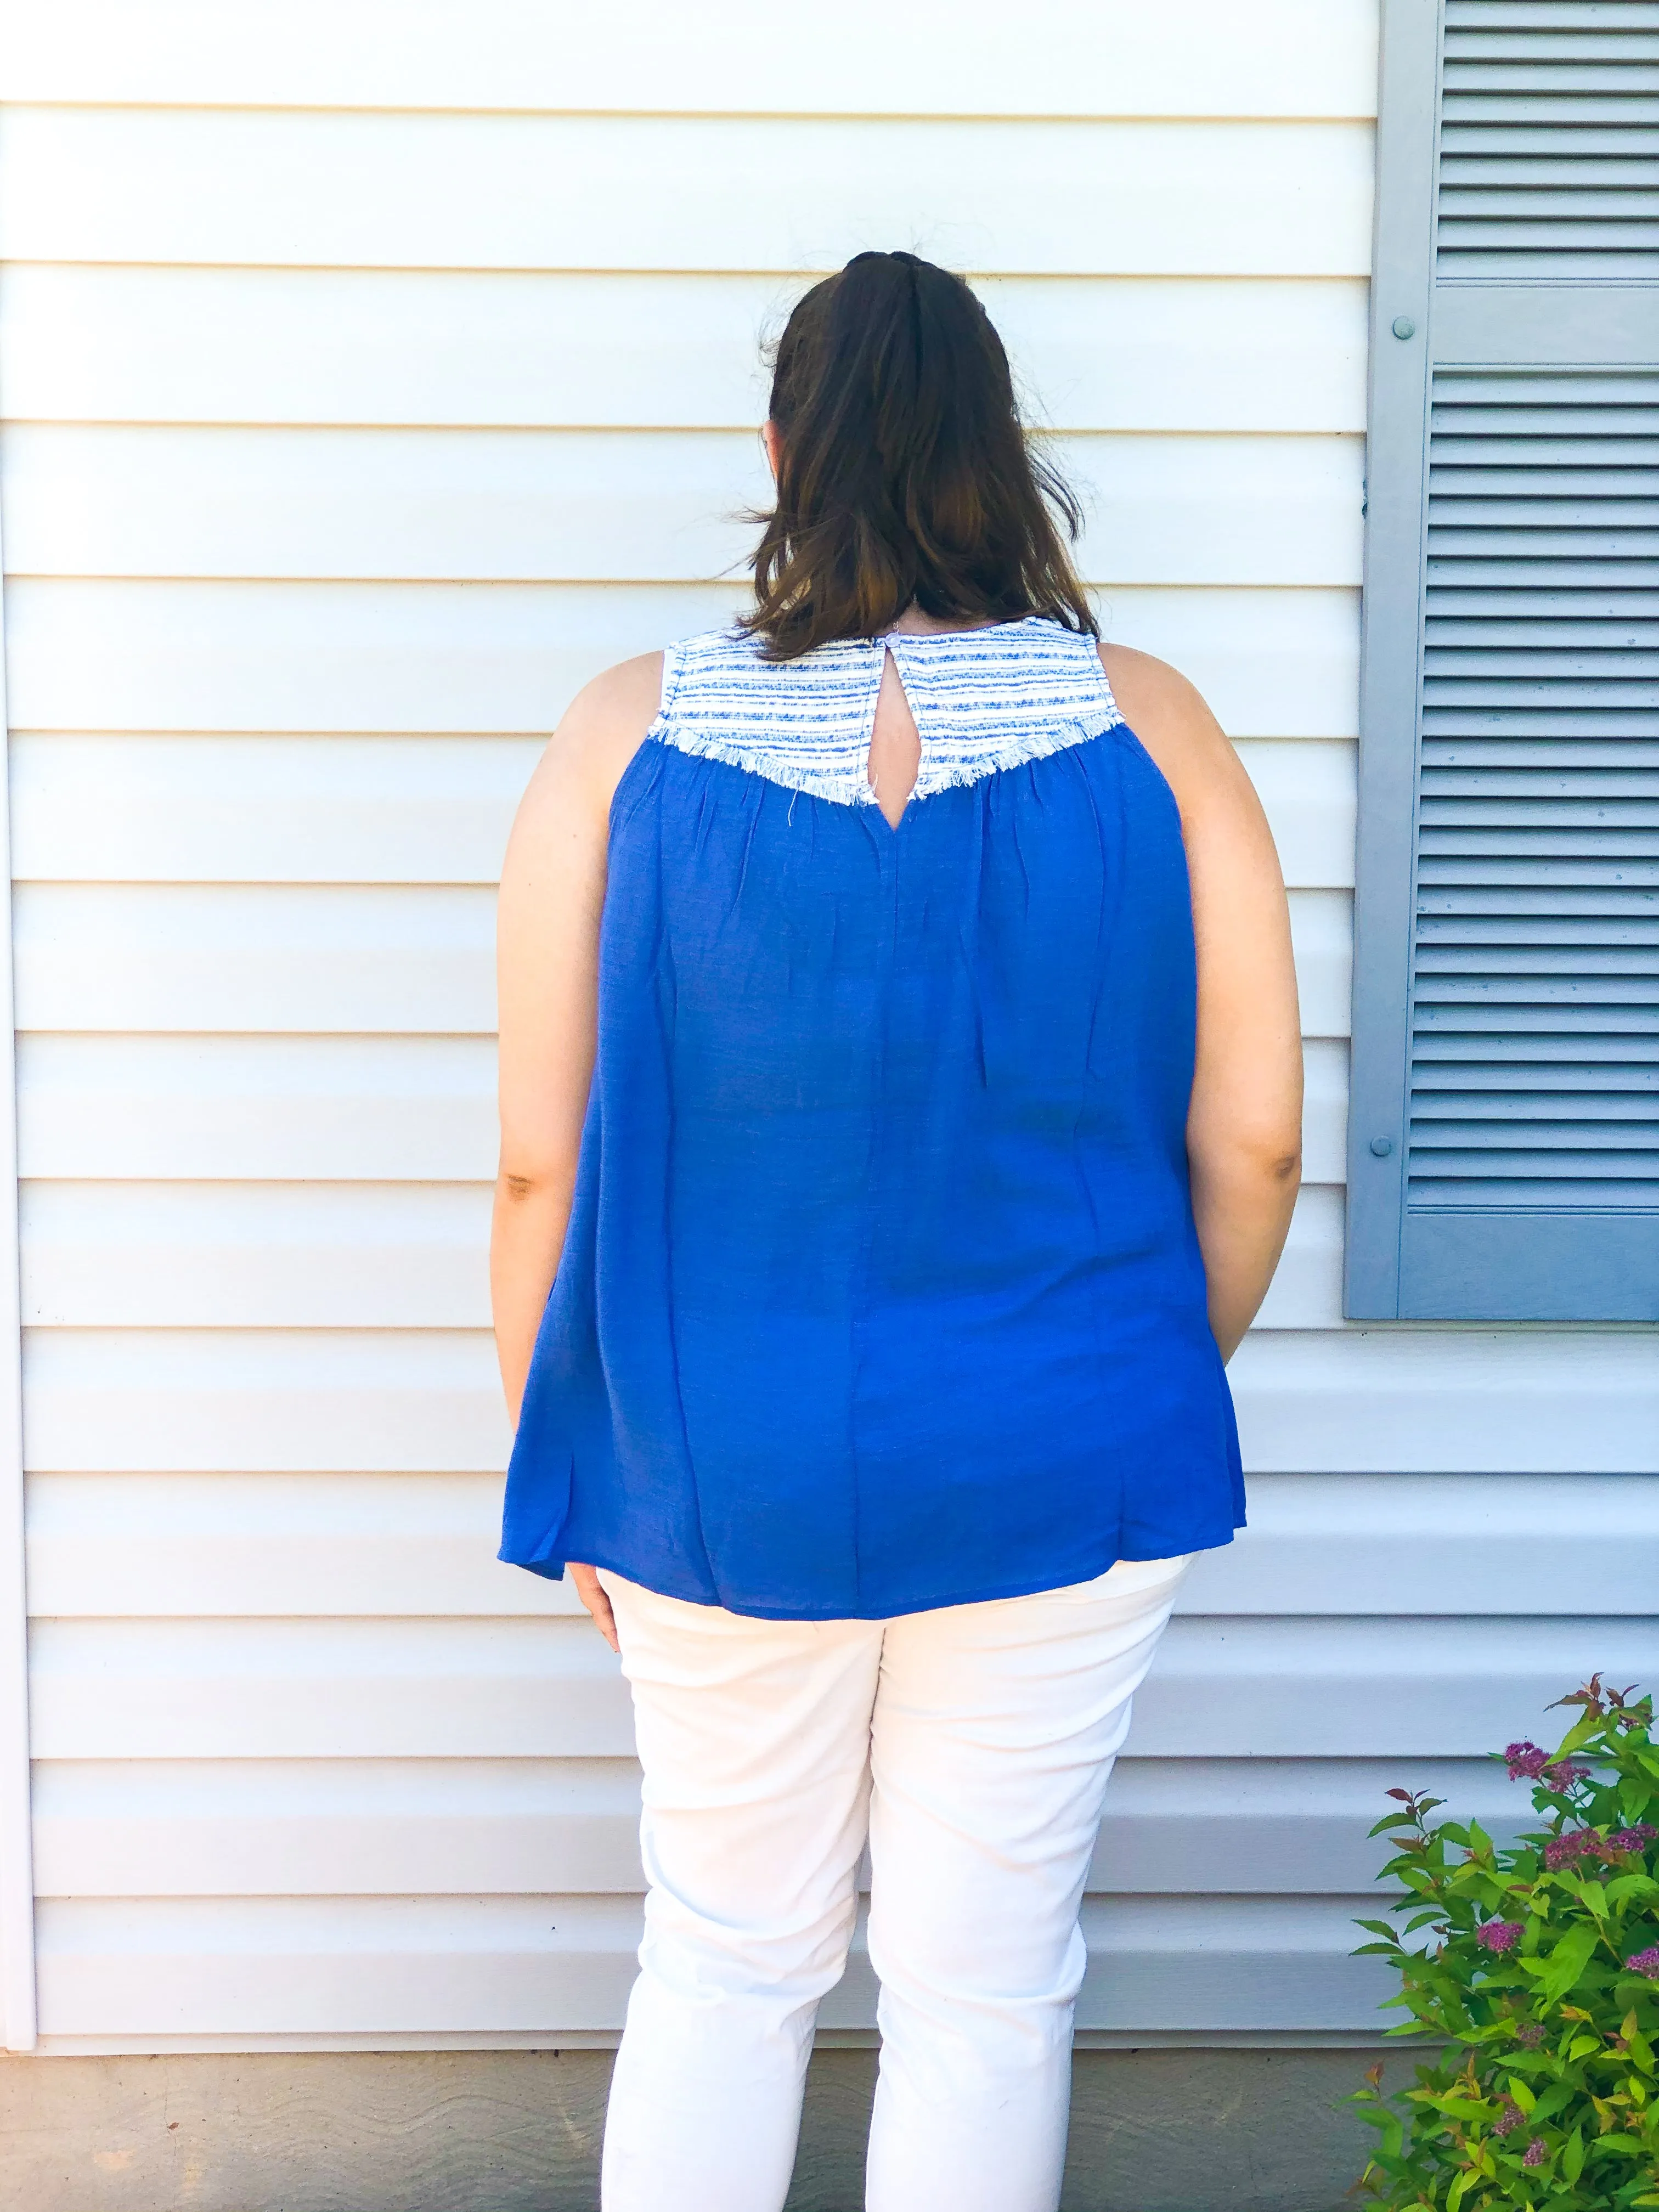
top-left (1102, 645), bottom-right (1304, 1362)
top-left (492, 654), bottom-right (662, 1423)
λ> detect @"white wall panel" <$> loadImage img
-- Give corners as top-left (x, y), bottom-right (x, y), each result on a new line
top-left (25, 1473), bottom-right (1659, 1621)
top-left (0, 0), bottom-right (1380, 117)
top-left (0, 267), bottom-right (1370, 434)
top-left (13, 1035), bottom-right (1347, 1187)
top-left (3, 425), bottom-right (1364, 589)
top-left (16, 1036), bottom-right (499, 1183)
top-left (4, 886), bottom-right (1352, 1041)
top-left (30, 1615), bottom-right (1659, 1765)
top-left (25, 1325), bottom-right (1655, 1481)
top-left (10, 736), bottom-right (540, 888)
top-left (22, 1329), bottom-right (510, 1475)
top-left (4, 580), bottom-right (1361, 738)
top-left (13, 885), bottom-right (497, 1035)
top-left (0, 111), bottom-right (1375, 277)
top-left (31, 1891), bottom-right (1393, 2041)
top-left (20, 1183), bottom-right (493, 1329)
top-left (12, 1180), bottom-right (1339, 1331)
top-left (1302, 1041), bottom-right (1350, 1187)
top-left (1234, 1333), bottom-right (1659, 1476)
top-left (10, 734), bottom-right (1355, 891)
top-left (4, 1177), bottom-right (1336, 1331)
top-left (28, 1756), bottom-right (1506, 1900)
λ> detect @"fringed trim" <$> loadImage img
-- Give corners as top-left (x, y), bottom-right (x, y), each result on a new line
top-left (649, 718), bottom-right (878, 809)
top-left (910, 708), bottom-right (1124, 801)
top-left (651, 706), bottom-right (1123, 809)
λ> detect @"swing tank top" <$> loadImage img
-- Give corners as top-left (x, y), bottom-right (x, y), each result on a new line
top-left (499, 616), bottom-right (1245, 1620)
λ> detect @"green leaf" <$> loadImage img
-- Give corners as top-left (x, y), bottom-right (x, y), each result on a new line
top-left (1562, 2126), bottom-right (1585, 2182)
top-left (1535, 1925), bottom-right (1601, 2005)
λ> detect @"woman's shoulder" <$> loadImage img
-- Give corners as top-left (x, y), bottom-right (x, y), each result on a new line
top-left (1097, 642), bottom-right (1245, 827)
top-left (508, 651), bottom-right (665, 854)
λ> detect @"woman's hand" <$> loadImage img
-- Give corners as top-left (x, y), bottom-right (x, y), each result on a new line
top-left (568, 1564), bottom-right (619, 1653)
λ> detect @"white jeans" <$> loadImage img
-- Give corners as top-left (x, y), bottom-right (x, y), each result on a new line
top-left (597, 1552), bottom-right (1190, 2212)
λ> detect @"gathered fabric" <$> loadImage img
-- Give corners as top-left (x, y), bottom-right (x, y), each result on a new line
top-left (500, 614), bottom-right (1243, 1619)
top-left (596, 1553), bottom-right (1192, 2212)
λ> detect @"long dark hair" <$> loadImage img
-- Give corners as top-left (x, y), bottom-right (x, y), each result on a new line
top-left (742, 250), bottom-right (1096, 661)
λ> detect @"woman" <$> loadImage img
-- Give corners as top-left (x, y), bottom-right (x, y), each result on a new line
top-left (493, 250), bottom-right (1301, 2212)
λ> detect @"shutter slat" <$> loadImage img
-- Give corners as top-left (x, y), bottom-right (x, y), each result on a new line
top-left (1424, 649), bottom-right (1659, 674)
top-left (1407, 1075), bottom-right (1659, 1101)
top-left (1426, 610), bottom-right (1659, 632)
top-left (1431, 407), bottom-right (1659, 430)
top-left (1421, 783), bottom-right (1659, 806)
top-left (1442, 4), bottom-right (1659, 27)
top-left (1445, 62), bottom-right (1659, 86)
top-left (1441, 123), bottom-right (1659, 151)
top-left (1430, 437), bottom-right (1659, 460)
top-left (1406, 1177), bottom-right (1659, 1204)
top-left (1424, 769), bottom-right (1659, 789)
top-left (1412, 1034), bottom-right (1659, 1062)
top-left (1419, 885), bottom-right (1659, 908)
top-left (1426, 560), bottom-right (1656, 584)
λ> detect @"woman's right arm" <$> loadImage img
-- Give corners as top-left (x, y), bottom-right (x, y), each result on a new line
top-left (1101, 645), bottom-right (1304, 1363)
top-left (491, 653), bottom-right (662, 1426)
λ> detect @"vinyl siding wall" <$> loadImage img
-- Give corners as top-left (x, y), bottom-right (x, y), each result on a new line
top-left (0, 0), bottom-right (1653, 2056)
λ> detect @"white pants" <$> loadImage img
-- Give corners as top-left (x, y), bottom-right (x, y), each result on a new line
top-left (597, 1553), bottom-right (1190, 2212)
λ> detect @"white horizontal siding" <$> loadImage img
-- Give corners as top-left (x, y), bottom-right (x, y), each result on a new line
top-left (9, 884), bottom-right (1351, 1036)
top-left (25, 1756), bottom-right (1520, 1899)
top-left (0, 0), bottom-right (1381, 117)
top-left (24, 1475), bottom-right (1659, 1619)
top-left (0, 269), bottom-right (1370, 433)
top-left (31, 1892), bottom-right (1390, 2041)
top-left (32, 1616), bottom-right (1659, 1763)
top-left (0, 110), bottom-right (1375, 275)
top-left (19, 1329), bottom-right (1658, 1477)
top-left (3, 0), bottom-right (1655, 2058)
top-left (4, 425), bottom-right (1364, 586)
top-left (3, 580), bottom-right (1362, 736)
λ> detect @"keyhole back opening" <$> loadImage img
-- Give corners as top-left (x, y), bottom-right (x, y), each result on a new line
top-left (868, 645), bottom-right (922, 830)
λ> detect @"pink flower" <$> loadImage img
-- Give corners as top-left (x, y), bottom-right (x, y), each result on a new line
top-left (1543, 1829), bottom-right (1601, 1870)
top-left (1626, 1945), bottom-right (1659, 1980)
top-left (1523, 2140), bottom-right (1546, 2168)
top-left (1506, 1742), bottom-right (1550, 1780)
top-left (1476, 1919), bottom-right (1523, 1954)
top-left (1610, 1824), bottom-right (1656, 1853)
top-left (1515, 2023), bottom-right (1546, 2047)
top-left (1544, 1759), bottom-right (1592, 1790)
top-left (1493, 2099), bottom-right (1523, 2137)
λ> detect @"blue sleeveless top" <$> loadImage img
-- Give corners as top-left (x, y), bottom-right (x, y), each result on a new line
top-left (500, 616), bottom-right (1244, 1620)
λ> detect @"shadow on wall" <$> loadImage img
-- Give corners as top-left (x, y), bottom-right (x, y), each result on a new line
top-left (1, 2045), bottom-right (1398, 2212)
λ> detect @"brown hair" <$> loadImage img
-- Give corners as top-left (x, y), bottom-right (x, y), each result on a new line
top-left (741, 250), bottom-right (1096, 661)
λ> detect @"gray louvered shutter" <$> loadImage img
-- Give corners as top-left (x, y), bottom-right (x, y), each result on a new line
top-left (1347, 0), bottom-right (1659, 1321)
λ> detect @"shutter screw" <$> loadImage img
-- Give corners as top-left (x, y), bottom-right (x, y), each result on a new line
top-left (1391, 316), bottom-right (1416, 340)
top-left (1369, 1136), bottom-right (1394, 1157)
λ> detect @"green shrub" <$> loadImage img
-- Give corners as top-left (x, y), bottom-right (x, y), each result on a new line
top-left (1352, 1675), bottom-right (1659, 2210)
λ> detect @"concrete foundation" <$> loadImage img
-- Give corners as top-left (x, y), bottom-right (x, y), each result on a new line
top-left (0, 2045), bottom-right (1400, 2211)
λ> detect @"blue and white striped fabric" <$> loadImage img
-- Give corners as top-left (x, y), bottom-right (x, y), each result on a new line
top-left (653, 615), bottom-right (1122, 805)
top-left (501, 611), bottom-right (1245, 1621)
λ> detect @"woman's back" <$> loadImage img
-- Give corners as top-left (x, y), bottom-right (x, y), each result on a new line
top-left (499, 615), bottom-right (1243, 1617)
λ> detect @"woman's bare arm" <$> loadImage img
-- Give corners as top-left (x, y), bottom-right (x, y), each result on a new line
top-left (492, 652), bottom-right (661, 1645)
top-left (1102, 645), bottom-right (1304, 1361)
